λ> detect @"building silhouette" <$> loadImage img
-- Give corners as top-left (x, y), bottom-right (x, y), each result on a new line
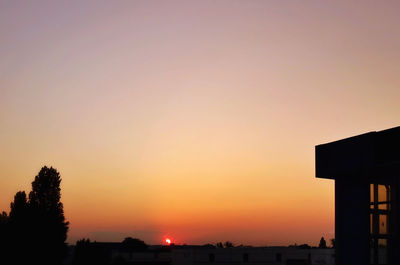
top-left (316, 126), bottom-right (400, 265)
top-left (68, 243), bottom-right (334, 265)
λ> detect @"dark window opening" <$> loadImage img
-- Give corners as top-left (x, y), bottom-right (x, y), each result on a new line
top-left (370, 183), bottom-right (391, 265)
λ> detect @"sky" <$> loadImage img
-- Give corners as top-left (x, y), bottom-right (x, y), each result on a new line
top-left (1, 0), bottom-right (400, 246)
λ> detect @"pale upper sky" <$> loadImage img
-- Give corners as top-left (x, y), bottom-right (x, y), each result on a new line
top-left (1, 0), bottom-right (400, 246)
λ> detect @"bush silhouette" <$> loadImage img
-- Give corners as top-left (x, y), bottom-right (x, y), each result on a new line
top-left (319, 237), bottom-right (327, 249)
top-left (122, 237), bottom-right (148, 251)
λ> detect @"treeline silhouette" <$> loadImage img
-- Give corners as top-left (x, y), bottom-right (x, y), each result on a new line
top-left (216, 241), bottom-right (234, 248)
top-left (288, 237), bottom-right (334, 249)
top-left (73, 237), bottom-right (148, 265)
top-left (0, 166), bottom-right (69, 265)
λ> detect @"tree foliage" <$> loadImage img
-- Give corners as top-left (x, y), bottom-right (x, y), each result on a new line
top-left (216, 241), bottom-right (234, 248)
top-left (73, 238), bottom-right (109, 265)
top-left (0, 211), bottom-right (9, 260)
top-left (1, 166), bottom-right (69, 265)
top-left (122, 237), bottom-right (148, 251)
top-left (330, 238), bottom-right (335, 248)
top-left (319, 237), bottom-right (327, 249)
top-left (224, 241), bottom-right (234, 248)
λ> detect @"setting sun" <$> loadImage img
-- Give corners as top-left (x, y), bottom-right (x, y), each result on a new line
top-left (165, 238), bottom-right (171, 245)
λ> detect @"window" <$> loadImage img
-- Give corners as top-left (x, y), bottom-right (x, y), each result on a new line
top-left (370, 183), bottom-right (391, 265)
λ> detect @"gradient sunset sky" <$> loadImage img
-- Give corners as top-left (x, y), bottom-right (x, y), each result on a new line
top-left (1, 1), bottom-right (400, 246)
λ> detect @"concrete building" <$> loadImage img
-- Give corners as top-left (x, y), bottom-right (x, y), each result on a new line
top-left (316, 126), bottom-right (400, 265)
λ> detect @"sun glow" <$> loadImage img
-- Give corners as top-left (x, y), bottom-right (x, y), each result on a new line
top-left (165, 238), bottom-right (171, 245)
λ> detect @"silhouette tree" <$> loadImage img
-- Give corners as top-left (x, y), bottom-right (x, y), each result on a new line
top-left (73, 239), bottom-right (92, 265)
top-left (215, 241), bottom-right (235, 248)
top-left (0, 166), bottom-right (69, 264)
top-left (224, 241), bottom-right (234, 248)
top-left (202, 243), bottom-right (215, 248)
top-left (330, 238), bottom-right (335, 248)
top-left (8, 191), bottom-right (31, 264)
top-left (28, 166), bottom-right (69, 265)
top-left (0, 211), bottom-right (9, 261)
top-left (319, 237), bottom-right (327, 249)
top-left (10, 191), bottom-right (29, 218)
top-left (298, 244), bottom-right (311, 249)
top-left (72, 238), bottom-right (109, 265)
top-left (0, 211), bottom-right (8, 226)
top-left (73, 237), bottom-right (148, 265)
top-left (122, 237), bottom-right (148, 251)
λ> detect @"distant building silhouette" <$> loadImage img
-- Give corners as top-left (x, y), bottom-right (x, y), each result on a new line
top-left (68, 243), bottom-right (334, 265)
top-left (171, 247), bottom-right (333, 265)
top-left (316, 126), bottom-right (400, 265)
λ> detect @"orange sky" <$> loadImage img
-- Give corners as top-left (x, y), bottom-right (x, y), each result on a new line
top-left (1, 1), bottom-right (400, 246)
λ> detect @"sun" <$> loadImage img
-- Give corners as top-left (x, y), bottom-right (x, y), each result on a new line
top-left (165, 238), bottom-right (171, 245)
